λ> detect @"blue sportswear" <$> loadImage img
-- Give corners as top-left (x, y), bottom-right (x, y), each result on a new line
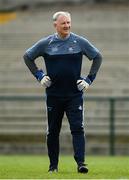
top-left (24, 32), bottom-right (102, 97)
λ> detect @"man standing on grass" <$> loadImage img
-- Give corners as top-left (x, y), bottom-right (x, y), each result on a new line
top-left (23, 11), bottom-right (102, 173)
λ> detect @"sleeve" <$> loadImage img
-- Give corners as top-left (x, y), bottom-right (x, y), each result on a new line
top-left (78, 36), bottom-right (100, 60)
top-left (87, 53), bottom-right (102, 83)
top-left (76, 35), bottom-right (102, 84)
top-left (23, 37), bottom-right (48, 77)
top-left (25, 38), bottom-right (47, 60)
top-left (23, 53), bottom-right (39, 75)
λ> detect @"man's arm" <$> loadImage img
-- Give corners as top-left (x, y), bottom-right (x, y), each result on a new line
top-left (77, 52), bottom-right (102, 91)
top-left (23, 37), bottom-right (52, 88)
top-left (23, 53), bottom-right (38, 76)
top-left (87, 52), bottom-right (102, 83)
top-left (76, 35), bottom-right (102, 91)
top-left (23, 53), bottom-right (52, 88)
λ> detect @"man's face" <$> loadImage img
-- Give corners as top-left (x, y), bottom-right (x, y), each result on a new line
top-left (54, 15), bottom-right (71, 38)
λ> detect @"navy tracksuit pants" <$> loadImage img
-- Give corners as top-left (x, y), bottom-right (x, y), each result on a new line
top-left (46, 95), bottom-right (85, 169)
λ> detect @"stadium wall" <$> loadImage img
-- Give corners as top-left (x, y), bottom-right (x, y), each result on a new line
top-left (0, 3), bottom-right (129, 154)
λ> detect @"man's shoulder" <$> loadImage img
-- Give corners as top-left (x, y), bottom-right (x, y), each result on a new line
top-left (71, 32), bottom-right (83, 39)
top-left (70, 32), bottom-right (88, 43)
top-left (39, 34), bottom-right (55, 44)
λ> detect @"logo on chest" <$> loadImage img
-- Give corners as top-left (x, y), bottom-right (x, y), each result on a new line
top-left (52, 47), bottom-right (58, 52)
top-left (68, 47), bottom-right (74, 52)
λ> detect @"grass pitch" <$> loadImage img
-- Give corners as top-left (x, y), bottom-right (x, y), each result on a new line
top-left (0, 155), bottom-right (129, 179)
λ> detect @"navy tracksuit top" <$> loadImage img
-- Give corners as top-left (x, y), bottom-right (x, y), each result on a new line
top-left (25, 32), bottom-right (100, 97)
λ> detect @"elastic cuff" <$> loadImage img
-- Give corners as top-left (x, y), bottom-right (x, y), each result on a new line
top-left (35, 70), bottom-right (45, 81)
top-left (84, 76), bottom-right (92, 85)
top-left (87, 74), bottom-right (96, 84)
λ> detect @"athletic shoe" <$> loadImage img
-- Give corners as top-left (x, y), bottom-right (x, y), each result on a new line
top-left (77, 163), bottom-right (88, 173)
top-left (48, 167), bottom-right (58, 173)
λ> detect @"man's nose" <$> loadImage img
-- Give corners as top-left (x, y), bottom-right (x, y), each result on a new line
top-left (65, 23), bottom-right (70, 28)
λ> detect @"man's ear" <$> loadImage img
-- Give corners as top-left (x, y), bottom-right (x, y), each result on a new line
top-left (53, 22), bottom-right (57, 28)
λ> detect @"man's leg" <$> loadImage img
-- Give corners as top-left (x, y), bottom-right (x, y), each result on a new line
top-left (46, 96), bottom-right (64, 171)
top-left (65, 95), bottom-right (88, 173)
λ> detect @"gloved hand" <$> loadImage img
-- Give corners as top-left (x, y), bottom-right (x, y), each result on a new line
top-left (35, 70), bottom-right (51, 88)
top-left (77, 77), bottom-right (91, 91)
top-left (40, 75), bottom-right (51, 88)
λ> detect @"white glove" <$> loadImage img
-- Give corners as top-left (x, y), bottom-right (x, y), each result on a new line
top-left (40, 76), bottom-right (51, 88)
top-left (77, 79), bottom-right (89, 91)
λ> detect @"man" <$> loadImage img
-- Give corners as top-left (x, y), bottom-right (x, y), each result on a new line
top-left (23, 11), bottom-right (102, 173)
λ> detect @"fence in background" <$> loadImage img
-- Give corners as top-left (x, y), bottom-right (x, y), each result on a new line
top-left (0, 95), bottom-right (129, 155)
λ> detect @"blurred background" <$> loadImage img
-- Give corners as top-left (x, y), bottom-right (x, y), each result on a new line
top-left (0, 0), bottom-right (129, 155)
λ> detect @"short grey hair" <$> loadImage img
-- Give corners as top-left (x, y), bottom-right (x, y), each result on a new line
top-left (52, 11), bottom-right (71, 21)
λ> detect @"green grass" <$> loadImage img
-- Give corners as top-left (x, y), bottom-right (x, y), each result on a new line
top-left (0, 155), bottom-right (129, 179)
